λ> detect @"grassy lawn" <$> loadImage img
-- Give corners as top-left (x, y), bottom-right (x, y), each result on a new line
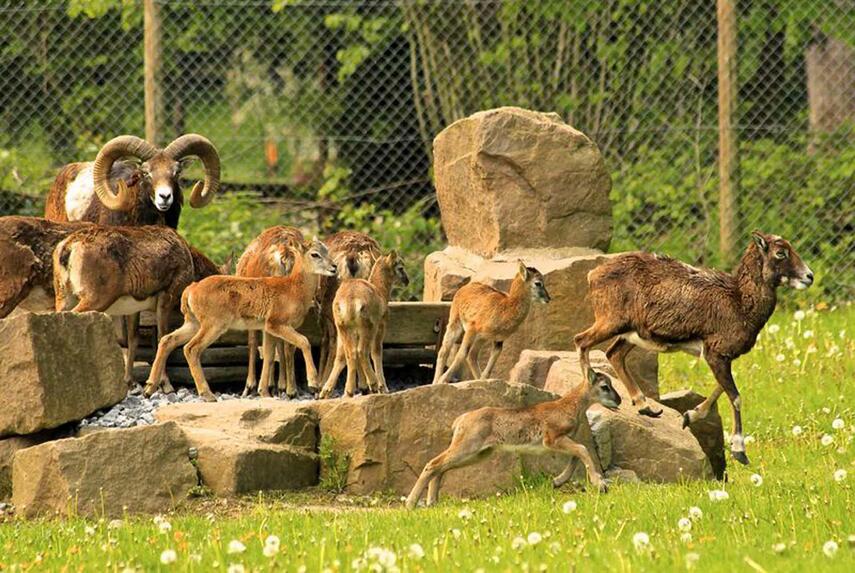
top-left (1, 303), bottom-right (852, 572)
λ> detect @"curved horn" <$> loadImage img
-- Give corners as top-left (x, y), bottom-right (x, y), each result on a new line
top-left (92, 135), bottom-right (158, 211)
top-left (163, 134), bottom-right (220, 208)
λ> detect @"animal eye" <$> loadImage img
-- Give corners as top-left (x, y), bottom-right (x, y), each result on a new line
top-left (311, 252), bottom-right (320, 258)
top-left (534, 281), bottom-right (543, 287)
top-left (775, 250), bottom-right (788, 260)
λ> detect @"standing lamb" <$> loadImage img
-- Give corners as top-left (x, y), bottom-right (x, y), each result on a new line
top-left (573, 231), bottom-right (813, 464)
top-left (433, 262), bottom-right (550, 385)
top-left (318, 250), bottom-right (409, 399)
top-left (143, 238), bottom-right (336, 402)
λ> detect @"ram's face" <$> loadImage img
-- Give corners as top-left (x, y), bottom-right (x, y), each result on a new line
top-left (142, 154), bottom-right (183, 212)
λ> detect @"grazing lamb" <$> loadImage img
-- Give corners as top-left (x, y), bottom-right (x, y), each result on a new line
top-left (573, 231), bottom-right (813, 464)
top-left (143, 238), bottom-right (336, 402)
top-left (433, 262), bottom-right (550, 384)
top-left (406, 368), bottom-right (620, 509)
top-left (318, 251), bottom-right (409, 399)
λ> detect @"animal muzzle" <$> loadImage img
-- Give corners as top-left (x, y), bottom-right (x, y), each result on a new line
top-left (538, 286), bottom-right (552, 303)
top-left (153, 185), bottom-right (174, 212)
top-left (790, 266), bottom-right (814, 290)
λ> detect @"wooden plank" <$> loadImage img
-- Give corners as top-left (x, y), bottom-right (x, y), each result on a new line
top-left (138, 302), bottom-right (451, 346)
top-left (133, 365), bottom-right (246, 386)
top-left (134, 346), bottom-right (250, 366)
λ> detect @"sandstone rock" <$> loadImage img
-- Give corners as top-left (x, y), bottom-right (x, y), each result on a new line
top-left (661, 390), bottom-right (726, 480)
top-left (543, 350), bottom-right (658, 400)
top-left (424, 248), bottom-right (659, 383)
top-left (0, 427), bottom-right (73, 500)
top-left (156, 400), bottom-right (319, 495)
top-left (0, 312), bottom-right (126, 437)
top-left (543, 351), bottom-right (713, 482)
top-left (12, 422), bottom-right (196, 517)
top-left (433, 107), bottom-right (613, 256)
top-left (508, 350), bottom-right (563, 388)
top-left (181, 428), bottom-right (318, 496)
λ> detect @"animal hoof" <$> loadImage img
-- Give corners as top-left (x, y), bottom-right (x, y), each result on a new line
top-left (200, 392), bottom-right (218, 403)
top-left (682, 412), bottom-right (692, 429)
top-left (286, 391), bottom-right (297, 400)
top-left (597, 482), bottom-right (609, 494)
top-left (731, 450), bottom-right (750, 465)
top-left (142, 384), bottom-right (157, 398)
top-left (638, 406), bottom-right (663, 418)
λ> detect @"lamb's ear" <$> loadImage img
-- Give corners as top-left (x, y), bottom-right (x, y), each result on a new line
top-left (751, 230), bottom-right (768, 252)
top-left (518, 260), bottom-right (528, 280)
top-left (586, 368), bottom-right (598, 385)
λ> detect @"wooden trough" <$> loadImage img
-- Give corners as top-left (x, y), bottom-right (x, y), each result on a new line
top-left (129, 302), bottom-right (451, 387)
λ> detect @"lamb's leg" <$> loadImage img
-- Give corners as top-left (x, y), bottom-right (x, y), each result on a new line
top-left (465, 339), bottom-right (483, 379)
top-left (280, 340), bottom-right (298, 399)
top-left (552, 458), bottom-right (580, 488)
top-left (184, 325), bottom-right (226, 402)
top-left (355, 329), bottom-right (380, 394)
top-left (155, 297), bottom-right (175, 393)
top-left (544, 434), bottom-right (607, 493)
top-left (406, 435), bottom-right (489, 510)
top-left (257, 332), bottom-right (276, 398)
top-left (432, 319), bottom-right (462, 384)
top-left (243, 330), bottom-right (259, 396)
top-left (605, 338), bottom-right (661, 417)
top-left (480, 341), bottom-right (504, 379)
top-left (144, 319), bottom-right (198, 397)
top-left (705, 351), bottom-right (748, 465)
top-left (265, 322), bottom-right (318, 391)
top-left (370, 322), bottom-right (388, 393)
top-left (437, 329), bottom-right (476, 384)
top-left (318, 337), bottom-right (347, 399)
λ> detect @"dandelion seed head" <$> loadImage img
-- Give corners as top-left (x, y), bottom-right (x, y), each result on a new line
top-left (750, 473), bottom-right (764, 487)
top-left (794, 310), bottom-right (805, 321)
top-left (832, 418), bottom-right (844, 430)
top-left (160, 549), bottom-right (178, 565)
top-left (773, 542), bottom-right (787, 554)
top-left (792, 425), bottom-right (803, 437)
top-left (562, 500), bottom-right (577, 514)
top-left (823, 540), bottom-right (838, 558)
top-left (632, 531), bottom-right (650, 552)
top-left (678, 517), bottom-right (692, 532)
top-left (821, 434), bottom-right (834, 446)
top-left (511, 536), bottom-right (527, 551)
top-left (833, 469), bottom-right (847, 482)
top-left (708, 489), bottom-right (729, 501)
top-left (688, 506), bottom-right (703, 521)
top-left (407, 543), bottom-right (425, 560)
top-left (768, 324), bottom-right (780, 334)
top-left (227, 540), bottom-right (246, 555)
top-left (527, 532), bottom-right (542, 545)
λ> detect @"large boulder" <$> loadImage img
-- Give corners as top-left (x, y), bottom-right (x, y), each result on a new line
top-left (541, 351), bottom-right (714, 482)
top-left (0, 312), bottom-right (126, 437)
top-left (425, 249), bottom-right (659, 386)
top-left (0, 427), bottom-right (74, 501)
top-left (156, 401), bottom-right (319, 495)
top-left (12, 422), bottom-right (197, 517)
top-left (433, 107), bottom-right (612, 256)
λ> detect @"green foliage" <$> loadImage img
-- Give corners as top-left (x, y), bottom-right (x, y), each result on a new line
top-left (611, 132), bottom-right (855, 300)
top-left (318, 435), bottom-right (350, 493)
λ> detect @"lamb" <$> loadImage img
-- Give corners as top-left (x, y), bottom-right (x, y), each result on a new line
top-left (143, 238), bottom-right (336, 402)
top-left (317, 251), bottom-right (409, 399)
top-left (45, 134), bottom-right (220, 228)
top-left (53, 225), bottom-right (197, 389)
top-left (433, 262), bottom-right (550, 384)
top-left (573, 231), bottom-right (813, 464)
top-left (0, 216), bottom-right (92, 318)
top-left (406, 368), bottom-right (621, 509)
top-left (317, 231), bottom-right (383, 389)
top-left (235, 226), bottom-right (305, 398)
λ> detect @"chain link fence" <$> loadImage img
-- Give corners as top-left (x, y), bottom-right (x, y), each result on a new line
top-left (1, 0), bottom-right (852, 300)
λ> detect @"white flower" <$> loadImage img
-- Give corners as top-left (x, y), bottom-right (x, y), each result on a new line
top-left (158, 520), bottom-right (172, 534)
top-left (832, 418), bottom-right (845, 430)
top-left (632, 532), bottom-right (650, 552)
top-left (511, 536), bottom-right (527, 551)
top-left (794, 310), bottom-right (805, 321)
top-left (803, 330), bottom-right (814, 339)
top-left (750, 474), bottom-right (764, 487)
top-left (562, 500), bottom-right (577, 514)
top-left (458, 508), bottom-right (473, 520)
top-left (768, 324), bottom-right (780, 334)
top-left (822, 540), bottom-right (838, 558)
top-left (793, 358), bottom-right (801, 367)
top-left (773, 542), bottom-right (787, 554)
top-left (680, 532), bottom-right (693, 544)
top-left (265, 535), bottom-right (280, 551)
top-left (678, 517), bottom-right (692, 532)
top-left (744, 435), bottom-right (756, 445)
top-left (821, 434), bottom-right (834, 446)
top-left (834, 469), bottom-right (847, 482)
top-left (227, 564), bottom-right (245, 573)
top-left (708, 489), bottom-right (730, 501)
top-left (775, 353), bottom-right (786, 362)
top-left (688, 506), bottom-right (703, 521)
top-left (527, 532), bottom-right (543, 545)
top-left (84, 525), bottom-right (96, 536)
top-left (451, 528), bottom-right (461, 540)
top-left (684, 552), bottom-right (700, 569)
top-left (108, 519), bottom-right (123, 530)
top-left (792, 425), bottom-right (803, 437)
top-left (822, 407), bottom-right (831, 414)
top-left (160, 549), bottom-right (178, 565)
top-left (263, 545), bottom-right (278, 558)
top-left (227, 539), bottom-right (246, 554)
top-left (364, 546), bottom-right (397, 569)
top-left (407, 543), bottom-right (425, 560)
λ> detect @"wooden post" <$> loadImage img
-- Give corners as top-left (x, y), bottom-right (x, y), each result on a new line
top-left (717, 0), bottom-right (739, 265)
top-left (144, 0), bottom-right (163, 145)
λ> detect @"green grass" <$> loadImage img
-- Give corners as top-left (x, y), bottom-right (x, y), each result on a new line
top-left (1, 303), bottom-right (853, 572)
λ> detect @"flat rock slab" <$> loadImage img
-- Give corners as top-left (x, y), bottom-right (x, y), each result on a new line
top-left (433, 107), bottom-right (612, 256)
top-left (660, 390), bottom-right (726, 480)
top-left (12, 422), bottom-right (197, 517)
top-left (0, 312), bottom-right (126, 437)
top-left (543, 351), bottom-right (714, 482)
top-left (158, 381), bottom-right (579, 498)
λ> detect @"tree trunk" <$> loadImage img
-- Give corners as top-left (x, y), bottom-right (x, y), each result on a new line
top-left (717, 0), bottom-right (739, 266)
top-left (144, 0), bottom-right (164, 145)
top-left (806, 34), bottom-right (855, 134)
